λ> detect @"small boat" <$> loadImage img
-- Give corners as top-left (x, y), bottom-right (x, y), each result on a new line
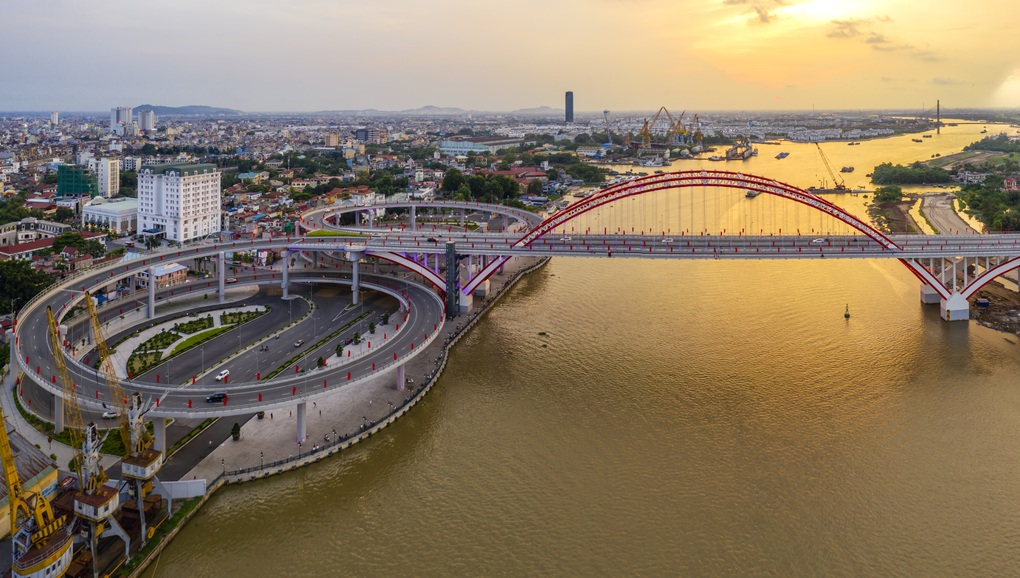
top-left (980, 129), bottom-right (988, 134)
top-left (745, 190), bottom-right (761, 198)
top-left (709, 156), bottom-right (723, 161)
top-left (840, 166), bottom-right (854, 173)
top-left (844, 305), bottom-right (850, 319)
top-left (775, 152), bottom-right (789, 159)
top-left (923, 134), bottom-right (932, 138)
top-left (912, 138), bottom-right (923, 143)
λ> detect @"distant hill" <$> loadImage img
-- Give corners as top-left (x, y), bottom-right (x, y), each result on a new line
top-left (135, 104), bottom-right (244, 116)
top-left (510, 105), bottom-right (561, 116)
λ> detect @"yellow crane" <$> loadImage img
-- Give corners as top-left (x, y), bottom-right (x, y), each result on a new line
top-left (0, 384), bottom-right (72, 576)
top-left (813, 142), bottom-right (847, 190)
top-left (84, 292), bottom-right (165, 549)
top-left (48, 306), bottom-right (128, 573)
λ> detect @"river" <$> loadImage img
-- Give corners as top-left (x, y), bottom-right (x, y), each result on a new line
top-left (147, 121), bottom-right (1020, 577)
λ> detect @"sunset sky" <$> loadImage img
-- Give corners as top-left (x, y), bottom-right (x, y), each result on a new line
top-left (3, 0), bottom-right (1017, 112)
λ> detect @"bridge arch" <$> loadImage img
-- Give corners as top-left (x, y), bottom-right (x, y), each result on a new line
top-left (464, 170), bottom-right (900, 294)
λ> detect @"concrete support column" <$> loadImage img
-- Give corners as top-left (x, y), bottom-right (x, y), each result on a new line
top-left (396, 363), bottom-right (405, 391)
top-left (153, 417), bottom-right (167, 455)
top-left (458, 291), bottom-right (474, 313)
top-left (5, 330), bottom-right (15, 390)
top-left (941, 292), bottom-right (970, 322)
top-left (217, 251), bottom-right (226, 304)
top-left (351, 259), bottom-right (360, 305)
top-left (368, 210), bottom-right (375, 229)
top-left (313, 251), bottom-right (319, 269)
top-left (147, 266), bottom-right (156, 318)
top-left (54, 394), bottom-right (64, 434)
top-left (282, 250), bottom-right (290, 299)
top-left (460, 209), bottom-right (465, 227)
top-left (498, 260), bottom-right (505, 275)
top-left (410, 205), bottom-right (416, 231)
top-left (473, 280), bottom-right (491, 297)
top-left (920, 283), bottom-right (941, 304)
top-left (296, 401), bottom-right (307, 444)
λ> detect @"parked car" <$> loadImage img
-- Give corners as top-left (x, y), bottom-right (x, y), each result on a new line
top-left (206, 392), bottom-right (228, 403)
top-left (215, 369), bottom-right (230, 381)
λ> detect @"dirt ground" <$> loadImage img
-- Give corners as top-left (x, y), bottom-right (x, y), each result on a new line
top-left (870, 198), bottom-right (922, 233)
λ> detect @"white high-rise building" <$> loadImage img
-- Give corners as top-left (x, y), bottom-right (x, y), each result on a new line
top-left (137, 163), bottom-right (221, 242)
top-left (110, 106), bottom-right (133, 131)
top-left (50, 111), bottom-right (58, 126)
top-left (138, 110), bottom-right (156, 132)
top-left (93, 158), bottom-right (120, 198)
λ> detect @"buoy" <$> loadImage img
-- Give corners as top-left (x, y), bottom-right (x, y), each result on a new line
top-left (844, 304), bottom-right (851, 319)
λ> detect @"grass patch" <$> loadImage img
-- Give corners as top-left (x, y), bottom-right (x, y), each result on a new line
top-left (171, 315), bottom-right (214, 334)
top-left (127, 351), bottom-right (163, 376)
top-left (139, 330), bottom-right (181, 351)
top-left (170, 326), bottom-right (232, 356)
top-left (220, 309), bottom-right (266, 325)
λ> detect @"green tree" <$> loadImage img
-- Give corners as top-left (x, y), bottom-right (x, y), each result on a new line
top-left (441, 168), bottom-right (465, 192)
top-left (369, 322), bottom-right (376, 334)
top-left (0, 260), bottom-right (52, 313)
top-left (335, 343), bottom-right (344, 357)
top-left (526, 179), bottom-right (544, 196)
top-left (52, 207), bottom-right (76, 223)
top-left (873, 185), bottom-right (903, 203)
top-left (353, 331), bottom-right (361, 345)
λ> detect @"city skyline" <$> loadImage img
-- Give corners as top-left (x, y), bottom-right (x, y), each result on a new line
top-left (1, 0), bottom-right (1017, 112)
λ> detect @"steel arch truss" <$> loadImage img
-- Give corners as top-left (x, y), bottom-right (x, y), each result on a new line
top-left (464, 170), bottom-right (900, 294)
top-left (370, 251), bottom-right (447, 292)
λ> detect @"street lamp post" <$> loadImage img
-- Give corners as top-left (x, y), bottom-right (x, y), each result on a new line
top-left (260, 451), bottom-right (264, 469)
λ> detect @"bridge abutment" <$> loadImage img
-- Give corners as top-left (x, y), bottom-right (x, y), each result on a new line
top-left (940, 293), bottom-right (970, 322)
top-left (458, 291), bottom-right (473, 313)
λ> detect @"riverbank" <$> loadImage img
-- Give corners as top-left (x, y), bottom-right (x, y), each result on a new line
top-left (129, 255), bottom-right (550, 577)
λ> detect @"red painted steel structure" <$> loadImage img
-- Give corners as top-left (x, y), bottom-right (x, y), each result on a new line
top-left (464, 170), bottom-right (901, 294)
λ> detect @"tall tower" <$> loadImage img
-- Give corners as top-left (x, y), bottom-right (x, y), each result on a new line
top-left (936, 99), bottom-right (941, 134)
top-left (565, 91), bottom-right (574, 123)
top-left (50, 111), bottom-right (58, 126)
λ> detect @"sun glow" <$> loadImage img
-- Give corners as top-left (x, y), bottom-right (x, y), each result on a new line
top-left (779, 0), bottom-right (863, 23)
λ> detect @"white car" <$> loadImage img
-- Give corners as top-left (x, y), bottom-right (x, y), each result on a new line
top-left (810, 238), bottom-right (828, 245)
top-left (662, 238), bottom-right (673, 243)
top-left (215, 369), bottom-right (230, 381)
top-left (101, 410), bottom-right (121, 420)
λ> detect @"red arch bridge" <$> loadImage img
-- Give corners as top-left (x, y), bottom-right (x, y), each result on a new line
top-left (298, 170), bottom-right (1020, 322)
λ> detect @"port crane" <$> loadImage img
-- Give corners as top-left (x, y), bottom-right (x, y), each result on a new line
top-left (47, 306), bottom-right (130, 573)
top-left (0, 377), bottom-right (72, 576)
top-left (812, 142), bottom-right (847, 190)
top-left (84, 292), bottom-right (170, 549)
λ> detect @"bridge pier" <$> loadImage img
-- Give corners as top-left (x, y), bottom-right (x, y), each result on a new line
top-left (348, 251), bottom-right (365, 305)
top-left (941, 293), bottom-right (970, 322)
top-left (296, 401), bottom-right (307, 444)
top-left (410, 205), bottom-right (416, 231)
top-left (473, 280), bottom-right (490, 297)
top-left (147, 266), bottom-right (156, 318)
top-left (920, 283), bottom-right (941, 304)
top-left (396, 363), bottom-right (405, 391)
top-left (4, 330), bottom-right (15, 390)
top-left (458, 291), bottom-right (473, 313)
top-left (282, 249), bottom-right (290, 299)
top-left (153, 417), bottom-right (166, 455)
top-left (218, 251), bottom-right (226, 304)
